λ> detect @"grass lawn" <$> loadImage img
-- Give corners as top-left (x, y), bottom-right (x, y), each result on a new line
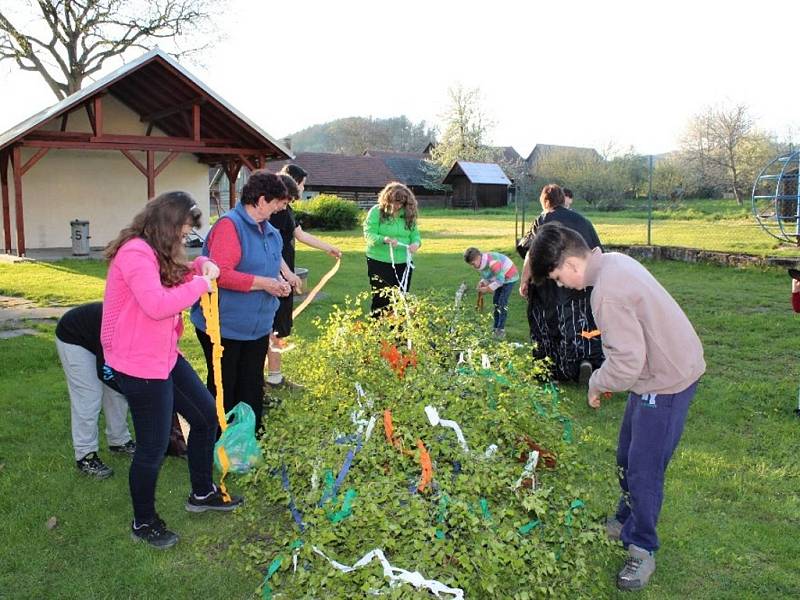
top-left (1, 210), bottom-right (799, 598)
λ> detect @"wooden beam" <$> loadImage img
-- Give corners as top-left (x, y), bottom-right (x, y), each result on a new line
top-left (238, 154), bottom-right (256, 172)
top-left (11, 146), bottom-right (25, 256)
top-left (85, 102), bottom-right (96, 136)
top-left (139, 97), bottom-right (206, 122)
top-left (60, 113), bottom-right (69, 132)
top-left (226, 160), bottom-right (241, 209)
top-left (93, 95), bottom-right (103, 138)
top-left (192, 104), bottom-right (201, 141)
top-left (21, 148), bottom-right (49, 176)
top-left (147, 150), bottom-right (155, 199)
top-left (146, 122), bottom-right (154, 136)
top-left (154, 151), bottom-right (180, 177)
top-left (0, 152), bottom-right (11, 253)
top-left (120, 150), bottom-right (147, 176)
top-left (22, 139), bottom-right (271, 155)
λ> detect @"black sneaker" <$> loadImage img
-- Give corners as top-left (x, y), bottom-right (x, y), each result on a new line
top-left (185, 485), bottom-right (244, 513)
top-left (131, 517), bottom-right (179, 549)
top-left (109, 440), bottom-right (136, 455)
top-left (76, 452), bottom-right (113, 479)
top-left (578, 360), bottom-right (593, 387)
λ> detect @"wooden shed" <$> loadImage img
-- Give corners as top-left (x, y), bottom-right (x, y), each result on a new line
top-left (442, 161), bottom-right (511, 208)
top-left (0, 48), bottom-right (291, 255)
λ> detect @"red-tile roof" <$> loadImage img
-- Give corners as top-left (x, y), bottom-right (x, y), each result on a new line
top-left (266, 152), bottom-right (399, 188)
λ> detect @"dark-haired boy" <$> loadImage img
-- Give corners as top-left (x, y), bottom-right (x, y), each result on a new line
top-left (529, 222), bottom-right (705, 591)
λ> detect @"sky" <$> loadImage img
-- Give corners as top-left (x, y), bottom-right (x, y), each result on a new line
top-left (1, 0), bottom-right (798, 157)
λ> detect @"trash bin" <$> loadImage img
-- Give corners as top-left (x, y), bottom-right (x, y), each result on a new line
top-left (70, 219), bottom-right (90, 256)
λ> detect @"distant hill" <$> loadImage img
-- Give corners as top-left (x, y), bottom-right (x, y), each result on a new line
top-left (285, 115), bottom-right (436, 155)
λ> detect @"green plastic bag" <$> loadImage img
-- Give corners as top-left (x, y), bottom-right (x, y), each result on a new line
top-left (214, 402), bottom-right (262, 474)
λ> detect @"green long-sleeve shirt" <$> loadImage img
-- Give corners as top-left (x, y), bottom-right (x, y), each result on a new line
top-left (363, 205), bottom-right (422, 263)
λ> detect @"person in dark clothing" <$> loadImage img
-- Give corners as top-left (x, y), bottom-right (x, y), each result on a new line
top-left (55, 302), bottom-right (135, 479)
top-left (518, 184), bottom-right (604, 383)
top-left (266, 165), bottom-right (342, 390)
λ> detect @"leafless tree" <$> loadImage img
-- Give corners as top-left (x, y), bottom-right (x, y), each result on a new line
top-left (0, 0), bottom-right (217, 100)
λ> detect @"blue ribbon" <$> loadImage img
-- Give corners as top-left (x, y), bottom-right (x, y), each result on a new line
top-left (280, 464), bottom-right (305, 532)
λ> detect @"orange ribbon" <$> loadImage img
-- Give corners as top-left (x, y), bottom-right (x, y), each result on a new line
top-left (417, 439), bottom-right (433, 493)
top-left (383, 410), bottom-right (414, 457)
top-left (380, 340), bottom-right (418, 379)
top-left (580, 329), bottom-right (601, 339)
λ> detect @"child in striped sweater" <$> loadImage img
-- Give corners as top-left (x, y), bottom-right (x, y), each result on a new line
top-left (464, 247), bottom-right (519, 339)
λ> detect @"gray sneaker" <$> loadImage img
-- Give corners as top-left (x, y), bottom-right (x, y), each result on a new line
top-left (617, 544), bottom-right (656, 591)
top-left (578, 360), bottom-right (593, 386)
top-left (76, 452), bottom-right (113, 479)
top-left (606, 516), bottom-right (623, 541)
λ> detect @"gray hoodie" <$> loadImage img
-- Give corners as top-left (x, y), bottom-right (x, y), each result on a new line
top-left (584, 249), bottom-right (705, 396)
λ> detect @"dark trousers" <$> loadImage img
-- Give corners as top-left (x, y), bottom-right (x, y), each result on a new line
top-left (113, 356), bottom-right (217, 523)
top-left (492, 282), bottom-right (515, 330)
top-left (196, 328), bottom-right (268, 431)
top-left (615, 380), bottom-right (698, 552)
top-left (367, 257), bottom-right (413, 314)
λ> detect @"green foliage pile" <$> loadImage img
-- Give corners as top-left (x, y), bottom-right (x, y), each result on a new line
top-left (232, 292), bottom-right (612, 598)
top-left (293, 195), bottom-right (361, 231)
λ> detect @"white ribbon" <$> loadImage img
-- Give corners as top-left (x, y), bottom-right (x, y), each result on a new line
top-left (424, 406), bottom-right (469, 453)
top-left (514, 450), bottom-right (540, 490)
top-left (484, 444), bottom-right (499, 458)
top-left (312, 546), bottom-right (464, 599)
top-left (454, 282), bottom-right (467, 308)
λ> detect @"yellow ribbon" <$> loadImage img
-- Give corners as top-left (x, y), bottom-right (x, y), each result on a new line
top-left (292, 258), bottom-right (341, 320)
top-left (199, 280), bottom-right (231, 502)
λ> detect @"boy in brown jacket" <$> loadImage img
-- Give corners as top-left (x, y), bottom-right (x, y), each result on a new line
top-left (529, 222), bottom-right (705, 591)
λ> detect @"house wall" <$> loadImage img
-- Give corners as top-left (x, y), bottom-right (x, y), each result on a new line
top-left (6, 95), bottom-right (209, 250)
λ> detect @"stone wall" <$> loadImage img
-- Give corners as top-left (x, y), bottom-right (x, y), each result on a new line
top-left (606, 245), bottom-right (799, 268)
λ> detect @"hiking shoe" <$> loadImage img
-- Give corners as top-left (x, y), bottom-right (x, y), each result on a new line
top-left (266, 377), bottom-right (304, 391)
top-left (617, 544), bottom-right (656, 591)
top-left (493, 328), bottom-right (506, 340)
top-left (605, 516), bottom-right (624, 541)
top-left (109, 440), bottom-right (136, 455)
top-left (76, 452), bottom-right (113, 479)
top-left (131, 517), bottom-right (179, 549)
top-left (578, 360), bottom-right (593, 386)
top-left (185, 485), bottom-right (244, 513)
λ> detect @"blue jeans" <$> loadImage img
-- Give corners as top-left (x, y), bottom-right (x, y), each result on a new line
top-left (113, 356), bottom-right (217, 523)
top-left (615, 380), bottom-right (698, 552)
top-left (493, 282), bottom-right (515, 330)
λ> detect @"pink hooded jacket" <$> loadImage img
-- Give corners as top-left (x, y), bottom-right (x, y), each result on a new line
top-left (101, 237), bottom-right (211, 379)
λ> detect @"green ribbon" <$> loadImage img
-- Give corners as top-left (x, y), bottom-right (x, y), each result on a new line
top-left (261, 557), bottom-right (283, 600)
top-left (435, 494), bottom-right (449, 540)
top-left (564, 498), bottom-right (585, 526)
top-left (328, 488), bottom-right (357, 523)
top-left (558, 416), bottom-right (573, 444)
top-left (518, 519), bottom-right (541, 535)
top-left (479, 497), bottom-right (492, 521)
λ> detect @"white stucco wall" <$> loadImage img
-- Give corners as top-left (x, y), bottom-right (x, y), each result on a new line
top-left (6, 95), bottom-right (210, 250)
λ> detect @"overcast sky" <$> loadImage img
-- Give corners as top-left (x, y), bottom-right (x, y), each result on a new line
top-left (1, 0), bottom-right (797, 157)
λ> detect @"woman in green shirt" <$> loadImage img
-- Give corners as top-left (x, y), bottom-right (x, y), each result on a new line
top-left (363, 182), bottom-right (421, 314)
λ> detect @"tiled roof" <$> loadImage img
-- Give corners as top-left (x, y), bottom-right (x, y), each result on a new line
top-left (266, 152), bottom-right (398, 188)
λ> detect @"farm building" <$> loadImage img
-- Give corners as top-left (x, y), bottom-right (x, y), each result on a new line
top-left (0, 48), bottom-right (291, 255)
top-left (442, 161), bottom-right (512, 208)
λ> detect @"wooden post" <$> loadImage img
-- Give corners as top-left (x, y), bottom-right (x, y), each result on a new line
top-left (146, 150), bottom-right (155, 199)
top-left (93, 95), bottom-right (103, 138)
top-left (11, 146), bottom-right (25, 256)
top-left (1, 152), bottom-right (11, 253)
top-left (192, 104), bottom-right (201, 141)
top-left (226, 160), bottom-right (241, 209)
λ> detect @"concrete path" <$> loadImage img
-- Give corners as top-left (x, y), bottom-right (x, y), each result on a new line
top-left (0, 295), bottom-right (69, 338)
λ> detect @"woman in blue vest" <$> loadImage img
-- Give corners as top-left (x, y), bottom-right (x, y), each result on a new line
top-left (191, 171), bottom-right (292, 431)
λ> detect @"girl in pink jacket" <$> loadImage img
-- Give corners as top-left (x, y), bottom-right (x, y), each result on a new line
top-left (102, 191), bottom-right (242, 549)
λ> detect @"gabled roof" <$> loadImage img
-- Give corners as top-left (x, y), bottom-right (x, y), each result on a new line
top-left (490, 146), bottom-right (523, 163)
top-left (526, 144), bottom-right (600, 164)
top-left (267, 152), bottom-right (398, 188)
top-left (363, 149), bottom-right (425, 159)
top-left (362, 149), bottom-right (438, 188)
top-left (442, 161), bottom-right (511, 186)
top-left (0, 47), bottom-right (292, 161)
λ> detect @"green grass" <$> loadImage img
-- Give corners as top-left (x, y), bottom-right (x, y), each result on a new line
top-left (1, 214), bottom-right (799, 598)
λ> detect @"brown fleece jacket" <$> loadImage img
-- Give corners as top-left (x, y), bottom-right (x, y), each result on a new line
top-left (584, 248), bottom-right (705, 396)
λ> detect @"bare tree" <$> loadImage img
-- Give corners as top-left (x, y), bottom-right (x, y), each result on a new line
top-left (680, 103), bottom-right (777, 204)
top-left (0, 0), bottom-right (217, 100)
top-left (430, 84), bottom-right (494, 170)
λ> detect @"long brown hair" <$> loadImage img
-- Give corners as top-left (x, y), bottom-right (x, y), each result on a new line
top-left (376, 182), bottom-right (418, 229)
top-left (105, 191), bottom-right (202, 287)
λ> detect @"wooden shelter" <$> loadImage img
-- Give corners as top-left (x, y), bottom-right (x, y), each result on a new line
top-left (0, 48), bottom-right (291, 255)
top-left (442, 161), bottom-right (511, 208)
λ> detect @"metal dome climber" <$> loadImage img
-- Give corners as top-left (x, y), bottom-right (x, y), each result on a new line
top-left (752, 150), bottom-right (800, 245)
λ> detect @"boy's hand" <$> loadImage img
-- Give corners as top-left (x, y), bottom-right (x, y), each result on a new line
top-left (519, 280), bottom-right (528, 297)
top-left (792, 278), bottom-right (800, 294)
top-left (587, 391), bottom-right (601, 409)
